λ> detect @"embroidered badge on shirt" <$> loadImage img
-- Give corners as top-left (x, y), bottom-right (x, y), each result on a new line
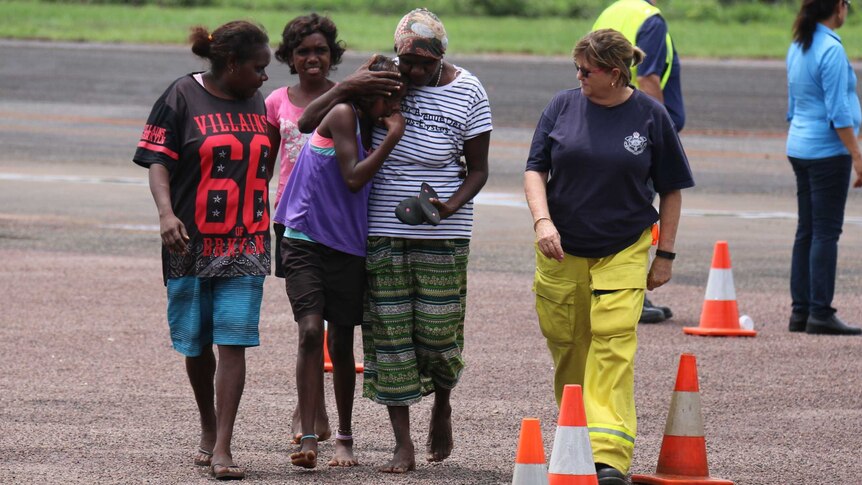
top-left (624, 131), bottom-right (648, 155)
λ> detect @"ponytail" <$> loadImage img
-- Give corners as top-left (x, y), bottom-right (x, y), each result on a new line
top-left (189, 26), bottom-right (211, 59)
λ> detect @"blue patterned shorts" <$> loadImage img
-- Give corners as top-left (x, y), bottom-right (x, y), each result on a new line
top-left (166, 276), bottom-right (265, 356)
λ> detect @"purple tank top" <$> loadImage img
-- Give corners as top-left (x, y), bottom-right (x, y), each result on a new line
top-left (272, 109), bottom-right (369, 256)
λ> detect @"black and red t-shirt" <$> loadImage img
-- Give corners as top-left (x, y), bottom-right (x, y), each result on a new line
top-left (134, 74), bottom-right (272, 282)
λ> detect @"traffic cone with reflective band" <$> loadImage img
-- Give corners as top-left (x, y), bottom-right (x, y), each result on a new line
top-left (631, 354), bottom-right (734, 485)
top-left (684, 241), bottom-right (756, 337)
top-left (322, 321), bottom-right (364, 374)
top-left (547, 385), bottom-right (598, 485)
top-left (512, 418), bottom-right (549, 485)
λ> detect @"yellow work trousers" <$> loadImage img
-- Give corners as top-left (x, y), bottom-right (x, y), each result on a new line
top-left (532, 228), bottom-right (651, 474)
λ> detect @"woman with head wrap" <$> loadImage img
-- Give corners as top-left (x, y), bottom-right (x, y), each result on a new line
top-left (297, 8), bottom-right (493, 473)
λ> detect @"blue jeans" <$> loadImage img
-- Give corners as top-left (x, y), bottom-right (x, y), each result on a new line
top-left (788, 155), bottom-right (851, 318)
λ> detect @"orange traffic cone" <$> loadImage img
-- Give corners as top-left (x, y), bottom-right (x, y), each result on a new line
top-left (548, 385), bottom-right (598, 485)
top-left (631, 354), bottom-right (734, 485)
top-left (322, 321), bottom-right (364, 374)
top-left (684, 241), bottom-right (756, 337)
top-left (512, 418), bottom-right (549, 485)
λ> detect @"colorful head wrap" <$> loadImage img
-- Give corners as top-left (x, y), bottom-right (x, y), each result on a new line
top-left (394, 8), bottom-right (448, 60)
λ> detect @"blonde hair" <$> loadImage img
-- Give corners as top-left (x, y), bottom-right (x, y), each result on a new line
top-left (573, 29), bottom-right (644, 87)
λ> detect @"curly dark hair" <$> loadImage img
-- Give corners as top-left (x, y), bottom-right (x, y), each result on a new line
top-left (189, 20), bottom-right (268, 74)
top-left (274, 13), bottom-right (345, 75)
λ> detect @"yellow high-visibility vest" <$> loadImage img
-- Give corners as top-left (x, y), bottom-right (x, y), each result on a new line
top-left (592, 0), bottom-right (674, 89)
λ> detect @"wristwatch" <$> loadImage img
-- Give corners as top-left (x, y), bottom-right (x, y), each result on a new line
top-left (655, 249), bottom-right (676, 260)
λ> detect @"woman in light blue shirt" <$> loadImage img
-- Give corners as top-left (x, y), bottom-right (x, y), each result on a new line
top-left (786, 0), bottom-right (862, 335)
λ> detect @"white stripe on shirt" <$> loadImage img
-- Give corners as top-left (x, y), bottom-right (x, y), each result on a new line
top-left (369, 67), bottom-right (493, 239)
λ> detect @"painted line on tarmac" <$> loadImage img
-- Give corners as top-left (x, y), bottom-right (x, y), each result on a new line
top-left (99, 223), bottom-right (160, 232)
top-left (472, 193), bottom-right (862, 227)
top-left (0, 173), bottom-right (146, 186)
top-left (4, 172), bottom-right (862, 228)
top-left (0, 110), bottom-right (141, 127)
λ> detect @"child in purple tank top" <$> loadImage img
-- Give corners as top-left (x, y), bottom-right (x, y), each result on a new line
top-left (273, 55), bottom-right (406, 469)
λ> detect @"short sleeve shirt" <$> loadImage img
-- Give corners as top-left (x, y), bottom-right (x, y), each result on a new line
top-left (526, 88), bottom-right (694, 258)
top-left (636, 13), bottom-right (686, 132)
top-left (368, 67), bottom-right (493, 239)
top-left (133, 74), bottom-right (272, 282)
top-left (265, 86), bottom-right (309, 207)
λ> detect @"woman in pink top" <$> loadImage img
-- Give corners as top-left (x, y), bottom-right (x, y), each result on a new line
top-left (265, 13), bottom-right (344, 447)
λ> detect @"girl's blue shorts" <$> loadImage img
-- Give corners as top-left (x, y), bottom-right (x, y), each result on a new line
top-left (166, 275), bottom-right (265, 356)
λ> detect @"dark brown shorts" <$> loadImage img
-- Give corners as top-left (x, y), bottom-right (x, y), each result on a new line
top-left (281, 237), bottom-right (365, 327)
top-left (273, 223), bottom-right (286, 278)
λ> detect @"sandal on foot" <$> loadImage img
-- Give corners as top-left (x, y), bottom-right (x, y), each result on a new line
top-left (210, 463), bottom-right (245, 480)
top-left (194, 448), bottom-right (213, 467)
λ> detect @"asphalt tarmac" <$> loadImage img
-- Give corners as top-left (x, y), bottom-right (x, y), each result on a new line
top-left (1, 40), bottom-right (861, 484)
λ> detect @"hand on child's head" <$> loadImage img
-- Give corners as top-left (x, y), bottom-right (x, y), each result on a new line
top-left (348, 54), bottom-right (403, 97)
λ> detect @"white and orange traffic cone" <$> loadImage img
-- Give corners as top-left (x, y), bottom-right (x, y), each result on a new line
top-left (631, 354), bottom-right (734, 485)
top-left (684, 241), bottom-right (756, 337)
top-left (548, 384), bottom-right (598, 485)
top-left (323, 321), bottom-right (364, 374)
top-left (512, 418), bottom-right (549, 485)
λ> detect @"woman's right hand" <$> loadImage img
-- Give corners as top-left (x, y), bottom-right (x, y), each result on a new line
top-left (535, 218), bottom-right (564, 262)
top-left (160, 214), bottom-right (190, 255)
top-left (344, 56), bottom-right (403, 98)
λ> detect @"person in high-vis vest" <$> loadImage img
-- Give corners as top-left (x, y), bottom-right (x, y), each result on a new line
top-left (525, 29), bottom-right (693, 485)
top-left (594, 0), bottom-right (685, 325)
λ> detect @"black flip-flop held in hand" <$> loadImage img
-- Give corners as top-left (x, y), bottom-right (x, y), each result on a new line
top-left (395, 182), bottom-right (441, 226)
top-left (417, 182), bottom-right (441, 225)
top-left (395, 197), bottom-right (424, 225)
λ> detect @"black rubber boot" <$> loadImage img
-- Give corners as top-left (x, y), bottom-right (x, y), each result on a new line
top-left (596, 463), bottom-right (629, 485)
top-left (639, 298), bottom-right (667, 324)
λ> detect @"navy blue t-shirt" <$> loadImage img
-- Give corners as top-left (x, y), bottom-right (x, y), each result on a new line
top-left (637, 14), bottom-right (685, 132)
top-left (526, 88), bottom-right (694, 258)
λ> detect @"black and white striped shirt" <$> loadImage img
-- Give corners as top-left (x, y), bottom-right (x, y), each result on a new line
top-left (369, 67), bottom-right (493, 239)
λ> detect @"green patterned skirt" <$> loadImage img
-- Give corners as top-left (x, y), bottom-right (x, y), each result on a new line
top-left (362, 237), bottom-right (469, 406)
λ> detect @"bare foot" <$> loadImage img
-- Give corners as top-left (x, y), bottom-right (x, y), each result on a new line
top-left (290, 437), bottom-right (318, 469)
top-left (290, 406), bottom-right (302, 444)
top-left (426, 402), bottom-right (453, 462)
top-left (290, 406), bottom-right (331, 444)
top-left (328, 437), bottom-right (358, 467)
top-left (379, 441), bottom-right (415, 473)
top-left (317, 417), bottom-right (332, 442)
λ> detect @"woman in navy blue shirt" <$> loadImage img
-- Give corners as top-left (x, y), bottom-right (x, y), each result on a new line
top-left (524, 29), bottom-right (693, 483)
top-left (786, 0), bottom-right (862, 335)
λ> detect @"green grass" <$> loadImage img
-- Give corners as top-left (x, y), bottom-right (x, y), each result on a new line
top-left (2, 0), bottom-right (862, 58)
